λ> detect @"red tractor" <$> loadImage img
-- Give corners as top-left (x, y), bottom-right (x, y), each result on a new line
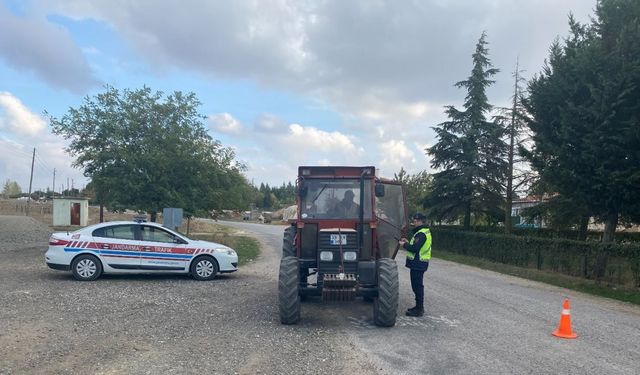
top-left (279, 166), bottom-right (408, 327)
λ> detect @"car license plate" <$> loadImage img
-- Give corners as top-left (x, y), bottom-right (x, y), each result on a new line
top-left (330, 234), bottom-right (347, 245)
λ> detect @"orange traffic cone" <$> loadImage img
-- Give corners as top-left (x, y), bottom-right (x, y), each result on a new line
top-left (552, 298), bottom-right (577, 339)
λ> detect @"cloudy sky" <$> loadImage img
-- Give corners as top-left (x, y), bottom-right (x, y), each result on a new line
top-left (0, 0), bottom-right (595, 193)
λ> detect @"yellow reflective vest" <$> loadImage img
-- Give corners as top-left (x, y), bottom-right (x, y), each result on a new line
top-left (406, 227), bottom-right (432, 262)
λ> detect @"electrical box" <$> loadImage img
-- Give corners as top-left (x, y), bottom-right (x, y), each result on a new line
top-left (162, 207), bottom-right (183, 230)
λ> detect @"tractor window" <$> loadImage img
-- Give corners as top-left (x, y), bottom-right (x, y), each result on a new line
top-left (376, 183), bottom-right (406, 259)
top-left (300, 180), bottom-right (372, 220)
top-left (375, 184), bottom-right (406, 229)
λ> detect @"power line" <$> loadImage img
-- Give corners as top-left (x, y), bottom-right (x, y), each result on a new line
top-left (34, 152), bottom-right (52, 170)
top-left (1, 143), bottom-right (33, 158)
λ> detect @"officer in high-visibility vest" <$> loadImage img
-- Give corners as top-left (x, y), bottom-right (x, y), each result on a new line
top-left (399, 213), bottom-right (431, 317)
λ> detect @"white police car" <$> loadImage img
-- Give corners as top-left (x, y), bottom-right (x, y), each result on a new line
top-left (45, 221), bottom-right (238, 281)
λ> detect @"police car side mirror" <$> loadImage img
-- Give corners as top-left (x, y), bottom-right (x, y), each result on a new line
top-left (174, 237), bottom-right (187, 244)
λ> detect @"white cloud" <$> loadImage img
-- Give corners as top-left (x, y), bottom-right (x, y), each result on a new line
top-left (286, 123), bottom-right (357, 153)
top-left (254, 113), bottom-right (288, 134)
top-left (0, 92), bottom-right (86, 191)
top-left (0, 92), bottom-right (47, 136)
top-left (378, 139), bottom-right (416, 176)
top-left (207, 113), bottom-right (243, 135)
top-left (0, 5), bottom-right (98, 93)
top-left (40, 0), bottom-right (594, 119)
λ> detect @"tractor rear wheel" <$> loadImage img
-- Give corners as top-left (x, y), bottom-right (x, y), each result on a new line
top-left (279, 256), bottom-right (300, 324)
top-left (373, 258), bottom-right (398, 327)
top-left (282, 225), bottom-right (296, 258)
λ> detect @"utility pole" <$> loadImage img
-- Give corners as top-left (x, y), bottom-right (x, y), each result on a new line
top-left (26, 147), bottom-right (35, 216)
top-left (52, 168), bottom-right (56, 199)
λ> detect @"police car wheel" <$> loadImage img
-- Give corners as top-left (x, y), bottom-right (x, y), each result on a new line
top-left (191, 256), bottom-right (219, 281)
top-left (71, 254), bottom-right (102, 281)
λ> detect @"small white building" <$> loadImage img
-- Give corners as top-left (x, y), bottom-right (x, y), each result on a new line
top-left (53, 198), bottom-right (89, 227)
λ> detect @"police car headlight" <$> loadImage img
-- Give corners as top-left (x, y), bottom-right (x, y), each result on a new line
top-left (343, 251), bottom-right (357, 261)
top-left (320, 251), bottom-right (333, 261)
top-left (217, 248), bottom-right (236, 257)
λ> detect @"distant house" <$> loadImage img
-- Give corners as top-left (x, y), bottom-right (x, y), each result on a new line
top-left (511, 196), bottom-right (545, 228)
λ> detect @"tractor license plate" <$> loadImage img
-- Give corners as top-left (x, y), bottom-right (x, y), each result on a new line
top-left (330, 234), bottom-right (348, 245)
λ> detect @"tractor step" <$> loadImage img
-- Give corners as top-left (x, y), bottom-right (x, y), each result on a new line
top-left (322, 273), bottom-right (357, 302)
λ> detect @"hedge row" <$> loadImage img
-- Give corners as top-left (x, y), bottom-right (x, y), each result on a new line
top-left (436, 225), bottom-right (640, 243)
top-left (432, 228), bottom-right (640, 288)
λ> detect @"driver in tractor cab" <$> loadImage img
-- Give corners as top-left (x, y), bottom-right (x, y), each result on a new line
top-left (332, 189), bottom-right (359, 217)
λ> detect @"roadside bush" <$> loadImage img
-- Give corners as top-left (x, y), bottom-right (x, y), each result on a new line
top-left (432, 228), bottom-right (640, 288)
top-left (436, 225), bottom-right (640, 243)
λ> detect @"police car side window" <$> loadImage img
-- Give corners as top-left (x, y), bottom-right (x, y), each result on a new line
top-left (141, 226), bottom-right (176, 243)
top-left (92, 225), bottom-right (136, 240)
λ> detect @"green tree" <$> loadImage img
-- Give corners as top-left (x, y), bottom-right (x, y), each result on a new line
top-left (2, 180), bottom-right (22, 198)
top-left (49, 86), bottom-right (248, 221)
top-left (497, 59), bottom-right (535, 233)
top-left (525, 1), bottom-right (640, 242)
top-left (426, 32), bottom-right (506, 228)
top-left (394, 167), bottom-right (432, 217)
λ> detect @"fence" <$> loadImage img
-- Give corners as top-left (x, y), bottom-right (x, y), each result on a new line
top-left (432, 227), bottom-right (640, 288)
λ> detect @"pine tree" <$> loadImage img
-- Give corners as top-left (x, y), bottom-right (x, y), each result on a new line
top-left (426, 32), bottom-right (506, 228)
top-left (498, 59), bottom-right (535, 233)
top-left (525, 1), bottom-right (640, 242)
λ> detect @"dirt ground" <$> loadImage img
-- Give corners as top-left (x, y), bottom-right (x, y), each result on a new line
top-left (0, 215), bottom-right (379, 375)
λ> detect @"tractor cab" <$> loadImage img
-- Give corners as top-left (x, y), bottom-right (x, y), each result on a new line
top-left (278, 166), bottom-right (408, 327)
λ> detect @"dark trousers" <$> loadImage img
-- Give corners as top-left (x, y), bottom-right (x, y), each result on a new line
top-left (410, 269), bottom-right (426, 307)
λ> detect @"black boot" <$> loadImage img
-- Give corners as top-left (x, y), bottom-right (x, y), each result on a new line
top-left (405, 306), bottom-right (424, 317)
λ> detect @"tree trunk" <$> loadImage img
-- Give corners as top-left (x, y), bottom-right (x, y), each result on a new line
top-left (99, 203), bottom-right (104, 223)
top-left (505, 64), bottom-right (518, 235)
top-left (578, 215), bottom-right (589, 241)
top-left (464, 201), bottom-right (471, 229)
top-left (602, 212), bottom-right (618, 243)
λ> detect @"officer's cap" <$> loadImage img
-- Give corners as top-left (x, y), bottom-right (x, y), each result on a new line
top-left (412, 213), bottom-right (427, 221)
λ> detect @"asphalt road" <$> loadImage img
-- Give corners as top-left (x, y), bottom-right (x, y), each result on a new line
top-left (220, 220), bottom-right (640, 375)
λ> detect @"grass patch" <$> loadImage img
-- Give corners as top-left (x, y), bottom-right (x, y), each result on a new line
top-left (435, 249), bottom-right (640, 305)
top-left (191, 234), bottom-right (259, 266)
top-left (187, 221), bottom-right (260, 266)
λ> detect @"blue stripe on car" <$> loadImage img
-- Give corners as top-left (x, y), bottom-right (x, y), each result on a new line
top-left (63, 247), bottom-right (192, 260)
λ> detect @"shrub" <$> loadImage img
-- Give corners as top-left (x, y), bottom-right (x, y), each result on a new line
top-left (432, 228), bottom-right (640, 287)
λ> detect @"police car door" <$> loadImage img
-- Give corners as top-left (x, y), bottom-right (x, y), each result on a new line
top-left (139, 225), bottom-right (189, 271)
top-left (91, 224), bottom-right (141, 270)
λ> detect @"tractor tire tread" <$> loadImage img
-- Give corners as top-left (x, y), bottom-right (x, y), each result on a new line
top-left (373, 258), bottom-right (398, 327)
top-left (279, 256), bottom-right (300, 324)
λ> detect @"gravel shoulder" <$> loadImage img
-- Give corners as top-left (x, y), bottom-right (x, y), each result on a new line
top-left (0, 216), bottom-right (381, 375)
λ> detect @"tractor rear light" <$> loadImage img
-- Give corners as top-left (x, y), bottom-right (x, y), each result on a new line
top-left (320, 251), bottom-right (333, 261)
top-left (343, 251), bottom-right (357, 261)
top-left (49, 237), bottom-right (69, 246)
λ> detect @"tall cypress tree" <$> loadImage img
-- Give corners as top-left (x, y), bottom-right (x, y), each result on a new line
top-left (426, 32), bottom-right (506, 228)
top-left (525, 0), bottom-right (640, 242)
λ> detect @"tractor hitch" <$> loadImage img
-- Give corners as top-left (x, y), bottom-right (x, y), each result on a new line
top-left (322, 273), bottom-right (358, 302)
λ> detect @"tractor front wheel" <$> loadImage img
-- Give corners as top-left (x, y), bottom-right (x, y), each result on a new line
top-left (373, 258), bottom-right (398, 327)
top-left (282, 225), bottom-right (296, 258)
top-left (279, 256), bottom-right (300, 324)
